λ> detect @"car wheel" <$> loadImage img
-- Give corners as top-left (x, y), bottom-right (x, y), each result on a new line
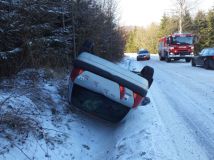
top-left (191, 59), bottom-right (196, 67)
top-left (204, 60), bottom-right (210, 69)
top-left (159, 56), bottom-right (164, 61)
top-left (140, 66), bottom-right (154, 88)
top-left (185, 58), bottom-right (191, 62)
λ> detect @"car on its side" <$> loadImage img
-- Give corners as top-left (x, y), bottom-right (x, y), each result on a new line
top-left (191, 48), bottom-right (214, 69)
top-left (137, 49), bottom-right (150, 61)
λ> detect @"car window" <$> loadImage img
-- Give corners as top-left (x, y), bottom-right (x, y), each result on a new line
top-left (200, 48), bottom-right (214, 56)
top-left (138, 50), bottom-right (149, 54)
top-left (206, 48), bottom-right (214, 56)
top-left (71, 84), bottom-right (130, 122)
top-left (171, 36), bottom-right (193, 45)
top-left (199, 49), bottom-right (207, 56)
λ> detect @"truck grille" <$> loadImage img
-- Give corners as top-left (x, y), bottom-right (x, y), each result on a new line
top-left (179, 52), bottom-right (189, 55)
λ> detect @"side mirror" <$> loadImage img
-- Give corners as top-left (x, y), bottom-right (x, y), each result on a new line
top-left (167, 37), bottom-right (171, 45)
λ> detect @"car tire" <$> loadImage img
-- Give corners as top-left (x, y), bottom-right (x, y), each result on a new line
top-left (185, 58), bottom-right (191, 62)
top-left (191, 59), bottom-right (196, 67)
top-left (159, 56), bottom-right (164, 61)
top-left (140, 66), bottom-right (154, 88)
top-left (166, 57), bottom-right (171, 63)
top-left (204, 60), bottom-right (210, 69)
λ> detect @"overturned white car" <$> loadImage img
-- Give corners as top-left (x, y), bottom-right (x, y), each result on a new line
top-left (68, 52), bottom-right (153, 122)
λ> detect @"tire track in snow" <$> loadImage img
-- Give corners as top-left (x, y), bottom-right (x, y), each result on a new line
top-left (121, 56), bottom-right (204, 160)
top-left (149, 82), bottom-right (210, 160)
top-left (151, 60), bottom-right (214, 160)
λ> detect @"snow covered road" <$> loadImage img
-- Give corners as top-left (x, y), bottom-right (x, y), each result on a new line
top-left (150, 57), bottom-right (214, 160)
top-left (117, 54), bottom-right (214, 160)
top-left (1, 55), bottom-right (214, 160)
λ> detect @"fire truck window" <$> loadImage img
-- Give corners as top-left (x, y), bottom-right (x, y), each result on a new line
top-left (172, 36), bottom-right (193, 45)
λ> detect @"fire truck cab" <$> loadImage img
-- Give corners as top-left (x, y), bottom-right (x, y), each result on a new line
top-left (158, 33), bottom-right (195, 62)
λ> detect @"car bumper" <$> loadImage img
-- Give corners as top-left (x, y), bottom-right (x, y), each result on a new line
top-left (168, 53), bottom-right (194, 58)
top-left (137, 56), bottom-right (150, 60)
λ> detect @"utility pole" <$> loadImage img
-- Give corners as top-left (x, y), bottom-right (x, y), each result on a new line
top-left (176, 0), bottom-right (193, 33)
top-left (177, 0), bottom-right (186, 33)
top-left (179, 8), bottom-right (182, 33)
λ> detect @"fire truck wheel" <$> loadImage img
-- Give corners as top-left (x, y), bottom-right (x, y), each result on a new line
top-left (159, 56), bottom-right (164, 61)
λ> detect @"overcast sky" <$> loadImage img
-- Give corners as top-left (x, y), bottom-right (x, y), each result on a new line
top-left (119, 0), bottom-right (214, 27)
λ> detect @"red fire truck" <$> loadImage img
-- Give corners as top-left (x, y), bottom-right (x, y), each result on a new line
top-left (158, 33), bottom-right (195, 62)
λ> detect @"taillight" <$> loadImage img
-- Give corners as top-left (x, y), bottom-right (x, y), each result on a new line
top-left (132, 92), bottom-right (144, 108)
top-left (120, 85), bottom-right (125, 99)
top-left (70, 68), bottom-right (84, 82)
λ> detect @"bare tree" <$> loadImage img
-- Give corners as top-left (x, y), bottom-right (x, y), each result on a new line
top-left (173, 0), bottom-right (200, 33)
top-left (176, 0), bottom-right (186, 33)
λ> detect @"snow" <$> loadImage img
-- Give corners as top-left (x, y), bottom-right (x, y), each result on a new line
top-left (0, 55), bottom-right (214, 160)
top-left (8, 48), bottom-right (22, 54)
top-left (118, 54), bottom-right (214, 160)
top-left (0, 48), bottom-right (22, 60)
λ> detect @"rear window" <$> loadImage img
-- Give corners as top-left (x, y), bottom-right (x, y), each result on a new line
top-left (71, 84), bottom-right (130, 122)
top-left (206, 48), bottom-right (214, 56)
top-left (200, 49), bottom-right (214, 56)
top-left (138, 50), bottom-right (149, 54)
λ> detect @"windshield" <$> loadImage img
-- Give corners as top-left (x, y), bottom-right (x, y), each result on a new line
top-left (201, 48), bottom-right (214, 56)
top-left (138, 50), bottom-right (149, 54)
top-left (206, 48), bottom-right (214, 56)
top-left (71, 84), bottom-right (130, 122)
top-left (171, 36), bottom-right (193, 45)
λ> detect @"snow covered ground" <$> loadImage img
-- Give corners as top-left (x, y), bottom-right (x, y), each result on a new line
top-left (0, 54), bottom-right (214, 160)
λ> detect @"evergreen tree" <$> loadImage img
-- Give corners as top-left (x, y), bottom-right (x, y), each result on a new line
top-left (125, 28), bottom-right (136, 52)
top-left (158, 14), bottom-right (171, 38)
top-left (193, 10), bottom-right (208, 52)
top-left (182, 10), bottom-right (193, 32)
top-left (158, 14), bottom-right (178, 38)
top-left (207, 8), bottom-right (214, 47)
top-left (125, 27), bottom-right (145, 53)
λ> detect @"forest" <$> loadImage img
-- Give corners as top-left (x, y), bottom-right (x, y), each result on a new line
top-left (0, 0), bottom-right (126, 76)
